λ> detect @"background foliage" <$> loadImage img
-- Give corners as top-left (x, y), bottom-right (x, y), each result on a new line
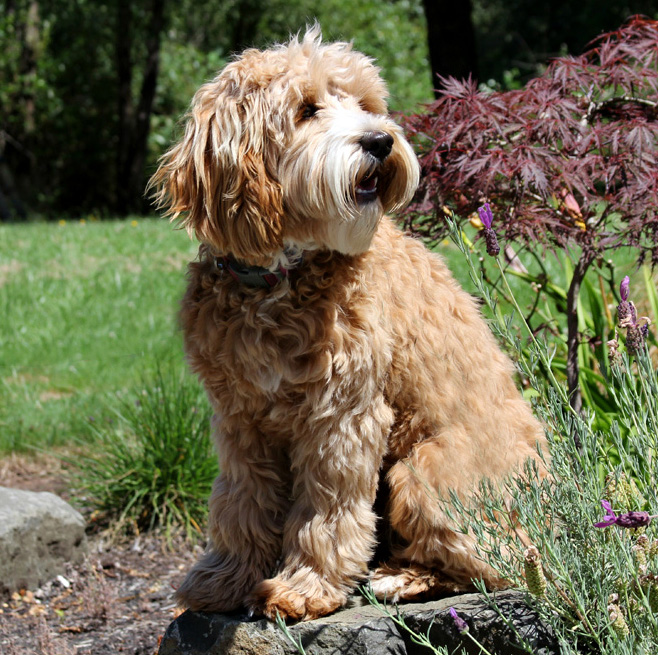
top-left (0, 0), bottom-right (432, 218)
top-left (2, 0), bottom-right (657, 218)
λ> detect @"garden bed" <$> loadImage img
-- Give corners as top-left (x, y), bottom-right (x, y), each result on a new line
top-left (0, 454), bottom-right (198, 655)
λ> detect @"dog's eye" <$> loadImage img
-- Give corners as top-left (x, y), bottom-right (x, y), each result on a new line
top-left (300, 104), bottom-right (318, 120)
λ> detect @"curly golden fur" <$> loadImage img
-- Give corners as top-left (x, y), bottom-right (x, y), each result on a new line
top-left (150, 28), bottom-right (546, 622)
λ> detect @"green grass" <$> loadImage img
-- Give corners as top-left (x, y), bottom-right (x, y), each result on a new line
top-left (0, 218), bottom-right (198, 452)
top-left (0, 216), bottom-right (651, 455)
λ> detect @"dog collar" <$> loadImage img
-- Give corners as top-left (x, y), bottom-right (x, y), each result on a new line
top-left (215, 254), bottom-right (292, 289)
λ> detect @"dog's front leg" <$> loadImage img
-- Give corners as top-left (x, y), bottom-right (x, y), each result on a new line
top-left (176, 426), bottom-right (290, 613)
top-left (249, 395), bottom-right (392, 621)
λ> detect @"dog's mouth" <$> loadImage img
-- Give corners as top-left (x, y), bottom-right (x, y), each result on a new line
top-left (355, 171), bottom-right (380, 204)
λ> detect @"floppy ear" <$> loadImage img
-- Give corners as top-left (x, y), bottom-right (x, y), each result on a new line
top-left (149, 73), bottom-right (284, 266)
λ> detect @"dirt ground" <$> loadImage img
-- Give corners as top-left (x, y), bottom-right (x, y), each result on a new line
top-left (0, 454), bottom-right (202, 655)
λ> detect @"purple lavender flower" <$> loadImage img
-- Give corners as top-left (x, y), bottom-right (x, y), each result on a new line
top-left (477, 203), bottom-right (500, 257)
top-left (616, 276), bottom-right (651, 356)
top-left (615, 512), bottom-right (654, 528)
top-left (620, 276), bottom-right (630, 301)
top-left (449, 607), bottom-right (469, 633)
top-left (594, 500), bottom-right (618, 527)
top-left (594, 500), bottom-right (656, 529)
top-left (626, 326), bottom-right (646, 356)
top-left (617, 277), bottom-right (637, 327)
top-left (477, 203), bottom-right (494, 229)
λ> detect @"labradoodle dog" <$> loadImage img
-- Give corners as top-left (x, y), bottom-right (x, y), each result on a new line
top-left (150, 28), bottom-right (546, 622)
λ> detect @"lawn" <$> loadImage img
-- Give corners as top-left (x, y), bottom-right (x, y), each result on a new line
top-left (0, 217), bottom-right (647, 454)
top-left (0, 218), bottom-right (198, 452)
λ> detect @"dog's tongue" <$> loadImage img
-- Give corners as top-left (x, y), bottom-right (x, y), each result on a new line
top-left (358, 174), bottom-right (378, 192)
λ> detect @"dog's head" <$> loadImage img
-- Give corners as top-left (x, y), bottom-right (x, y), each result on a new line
top-left (150, 27), bottom-right (420, 267)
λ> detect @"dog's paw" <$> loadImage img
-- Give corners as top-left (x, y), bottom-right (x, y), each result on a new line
top-left (249, 577), bottom-right (343, 622)
top-left (175, 550), bottom-right (263, 613)
top-left (370, 562), bottom-right (465, 602)
top-left (369, 567), bottom-right (409, 603)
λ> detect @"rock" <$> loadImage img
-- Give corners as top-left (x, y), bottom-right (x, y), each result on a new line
top-left (158, 590), bottom-right (558, 655)
top-left (0, 486), bottom-right (87, 595)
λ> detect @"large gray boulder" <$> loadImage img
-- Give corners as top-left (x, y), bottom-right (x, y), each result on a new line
top-left (158, 590), bottom-right (557, 655)
top-left (0, 486), bottom-right (87, 595)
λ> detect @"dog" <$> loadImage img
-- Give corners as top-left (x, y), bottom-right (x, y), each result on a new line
top-left (150, 27), bottom-right (546, 622)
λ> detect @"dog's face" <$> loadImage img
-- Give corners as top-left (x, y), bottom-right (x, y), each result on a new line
top-left (151, 28), bottom-right (420, 267)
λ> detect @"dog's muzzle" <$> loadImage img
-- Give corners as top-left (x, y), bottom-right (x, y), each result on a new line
top-left (356, 131), bottom-right (393, 204)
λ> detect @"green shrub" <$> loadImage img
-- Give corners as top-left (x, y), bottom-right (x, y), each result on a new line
top-left (73, 366), bottom-right (216, 540)
top-left (399, 215), bottom-right (658, 653)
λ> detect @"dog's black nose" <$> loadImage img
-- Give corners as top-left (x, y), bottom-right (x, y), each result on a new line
top-left (360, 132), bottom-right (394, 161)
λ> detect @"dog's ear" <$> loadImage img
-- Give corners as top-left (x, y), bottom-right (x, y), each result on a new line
top-left (149, 74), bottom-right (284, 265)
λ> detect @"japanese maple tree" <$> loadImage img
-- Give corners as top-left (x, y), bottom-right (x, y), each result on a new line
top-left (402, 16), bottom-right (658, 410)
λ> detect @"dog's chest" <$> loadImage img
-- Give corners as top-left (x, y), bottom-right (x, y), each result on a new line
top-left (187, 284), bottom-right (336, 398)
top-left (183, 259), bottom-right (393, 439)
top-left (230, 299), bottom-right (331, 395)
top-left (190, 289), bottom-right (386, 395)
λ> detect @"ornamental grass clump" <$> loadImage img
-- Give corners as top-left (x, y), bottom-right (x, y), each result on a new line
top-left (73, 365), bottom-right (216, 540)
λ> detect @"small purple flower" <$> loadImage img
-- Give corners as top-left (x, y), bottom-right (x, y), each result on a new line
top-left (477, 203), bottom-right (500, 257)
top-left (626, 325), bottom-right (646, 356)
top-left (477, 203), bottom-right (494, 230)
top-left (594, 500), bottom-right (656, 529)
top-left (615, 512), bottom-right (653, 528)
top-left (449, 607), bottom-right (469, 633)
top-left (594, 500), bottom-right (618, 527)
top-left (620, 276), bottom-right (630, 302)
top-left (617, 296), bottom-right (636, 328)
top-left (616, 276), bottom-right (651, 356)
top-left (617, 302), bottom-right (637, 327)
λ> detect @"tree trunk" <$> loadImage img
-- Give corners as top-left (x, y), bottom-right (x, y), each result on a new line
top-left (128, 0), bottom-right (165, 212)
top-left (116, 0), bottom-right (133, 215)
top-left (115, 0), bottom-right (166, 215)
top-left (9, 0), bottom-right (41, 135)
top-left (21, 1), bottom-right (40, 133)
top-left (230, 0), bottom-right (263, 52)
top-left (565, 253), bottom-right (593, 415)
top-left (422, 0), bottom-right (479, 95)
